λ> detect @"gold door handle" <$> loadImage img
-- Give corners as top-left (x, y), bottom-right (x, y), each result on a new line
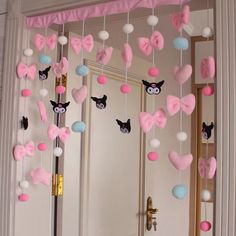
top-left (146, 196), bottom-right (159, 231)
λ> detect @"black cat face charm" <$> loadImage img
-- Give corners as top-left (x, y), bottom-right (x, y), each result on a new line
top-left (39, 66), bottom-right (51, 80)
top-left (116, 119), bottom-right (131, 134)
top-left (142, 80), bottom-right (164, 95)
top-left (50, 100), bottom-right (70, 114)
top-left (91, 95), bottom-right (107, 109)
top-left (20, 116), bottom-right (28, 130)
top-left (202, 122), bottom-right (214, 140)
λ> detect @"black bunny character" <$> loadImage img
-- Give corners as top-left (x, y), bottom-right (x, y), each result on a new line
top-left (202, 122), bottom-right (214, 140)
top-left (116, 119), bottom-right (131, 134)
top-left (20, 116), bottom-right (28, 130)
top-left (39, 66), bottom-right (51, 80)
top-left (91, 95), bottom-right (107, 109)
top-left (50, 100), bottom-right (70, 114)
top-left (142, 80), bottom-right (165, 95)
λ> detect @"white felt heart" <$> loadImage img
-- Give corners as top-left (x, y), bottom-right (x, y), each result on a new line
top-left (72, 85), bottom-right (88, 104)
top-left (173, 64), bottom-right (192, 84)
top-left (168, 150), bottom-right (193, 171)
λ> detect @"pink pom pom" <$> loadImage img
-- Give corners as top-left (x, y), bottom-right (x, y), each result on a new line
top-left (202, 85), bottom-right (214, 96)
top-left (37, 143), bottom-right (47, 151)
top-left (55, 85), bottom-right (66, 94)
top-left (200, 221), bottom-right (212, 232)
top-left (120, 84), bottom-right (132, 94)
top-left (97, 75), bottom-right (107, 85)
top-left (148, 67), bottom-right (160, 77)
top-left (18, 193), bottom-right (29, 202)
top-left (21, 89), bottom-right (32, 97)
top-left (147, 151), bottom-right (159, 161)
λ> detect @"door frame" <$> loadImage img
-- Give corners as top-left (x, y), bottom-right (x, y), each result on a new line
top-left (0, 0), bottom-right (234, 236)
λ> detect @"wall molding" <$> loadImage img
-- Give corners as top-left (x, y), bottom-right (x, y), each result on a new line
top-left (215, 0), bottom-right (236, 235)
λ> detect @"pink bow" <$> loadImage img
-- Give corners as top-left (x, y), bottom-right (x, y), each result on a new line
top-left (52, 57), bottom-right (69, 78)
top-left (37, 101), bottom-right (48, 123)
top-left (121, 43), bottom-right (133, 68)
top-left (171, 5), bottom-right (190, 32)
top-left (138, 31), bottom-right (164, 56)
top-left (13, 141), bottom-right (35, 161)
top-left (96, 46), bottom-right (113, 65)
top-left (198, 157), bottom-right (217, 179)
top-left (70, 35), bottom-right (94, 54)
top-left (16, 62), bottom-right (37, 80)
top-left (167, 94), bottom-right (196, 116)
top-left (200, 56), bottom-right (215, 79)
top-left (34, 33), bottom-right (57, 51)
top-left (139, 109), bottom-right (167, 133)
top-left (47, 124), bottom-right (70, 143)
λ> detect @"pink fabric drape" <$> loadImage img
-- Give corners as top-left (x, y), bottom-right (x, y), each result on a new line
top-left (26, 0), bottom-right (189, 28)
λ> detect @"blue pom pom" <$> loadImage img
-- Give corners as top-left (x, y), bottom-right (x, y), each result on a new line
top-left (38, 54), bottom-right (52, 65)
top-left (173, 37), bottom-right (189, 50)
top-left (71, 121), bottom-right (86, 133)
top-left (76, 65), bottom-right (89, 76)
top-left (172, 184), bottom-right (187, 199)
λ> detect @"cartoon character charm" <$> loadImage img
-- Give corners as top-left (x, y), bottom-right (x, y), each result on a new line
top-left (142, 80), bottom-right (164, 95)
top-left (116, 119), bottom-right (131, 134)
top-left (91, 95), bottom-right (107, 109)
top-left (202, 122), bottom-right (214, 140)
top-left (39, 66), bottom-right (51, 80)
top-left (50, 100), bottom-right (70, 114)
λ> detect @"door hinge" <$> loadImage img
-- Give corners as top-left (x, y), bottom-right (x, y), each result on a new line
top-left (52, 174), bottom-right (64, 196)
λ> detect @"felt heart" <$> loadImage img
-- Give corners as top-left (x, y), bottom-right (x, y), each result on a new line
top-left (168, 151), bottom-right (193, 171)
top-left (198, 157), bottom-right (216, 179)
top-left (72, 85), bottom-right (88, 104)
top-left (173, 64), bottom-right (192, 84)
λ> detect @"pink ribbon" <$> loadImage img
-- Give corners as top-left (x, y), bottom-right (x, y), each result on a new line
top-left (37, 101), bottom-right (48, 123)
top-left (16, 62), bottom-right (37, 80)
top-left (139, 109), bottom-right (167, 133)
top-left (47, 124), bottom-right (70, 143)
top-left (138, 31), bottom-right (164, 56)
top-left (166, 94), bottom-right (196, 116)
top-left (70, 34), bottom-right (94, 54)
top-left (121, 43), bottom-right (133, 68)
top-left (96, 46), bottom-right (113, 65)
top-left (52, 57), bottom-right (69, 78)
top-left (171, 5), bottom-right (190, 32)
top-left (13, 141), bottom-right (35, 161)
top-left (34, 33), bottom-right (57, 51)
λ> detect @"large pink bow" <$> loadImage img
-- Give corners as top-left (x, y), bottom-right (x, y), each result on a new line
top-left (200, 56), bottom-right (215, 79)
top-left (70, 34), bottom-right (94, 54)
top-left (34, 33), bottom-right (57, 51)
top-left (171, 5), bottom-right (190, 32)
top-left (167, 94), bottom-right (196, 116)
top-left (96, 46), bottom-right (113, 65)
top-left (16, 62), bottom-right (37, 80)
top-left (52, 57), bottom-right (69, 78)
top-left (138, 31), bottom-right (164, 56)
top-left (139, 109), bottom-right (167, 133)
top-left (13, 141), bottom-right (35, 161)
top-left (47, 124), bottom-right (70, 143)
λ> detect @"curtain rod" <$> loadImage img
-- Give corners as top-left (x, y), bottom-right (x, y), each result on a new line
top-left (26, 0), bottom-right (189, 28)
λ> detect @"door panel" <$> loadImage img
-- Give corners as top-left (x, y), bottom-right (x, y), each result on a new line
top-left (81, 65), bottom-right (145, 236)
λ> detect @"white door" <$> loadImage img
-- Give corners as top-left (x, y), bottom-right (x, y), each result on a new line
top-left (80, 62), bottom-right (145, 236)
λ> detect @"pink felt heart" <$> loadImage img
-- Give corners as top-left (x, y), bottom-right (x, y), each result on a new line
top-left (173, 64), bottom-right (192, 84)
top-left (168, 151), bottom-right (193, 171)
top-left (198, 157), bottom-right (217, 179)
top-left (72, 85), bottom-right (88, 104)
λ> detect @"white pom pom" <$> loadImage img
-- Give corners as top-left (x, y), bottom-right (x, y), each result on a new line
top-left (123, 23), bottom-right (134, 34)
top-left (39, 88), bottom-right (48, 97)
top-left (58, 35), bottom-right (68, 45)
top-left (176, 132), bottom-right (188, 142)
top-left (19, 180), bottom-right (29, 189)
top-left (98, 30), bottom-right (109, 41)
top-left (202, 27), bottom-right (214, 38)
top-left (23, 48), bottom-right (34, 57)
top-left (201, 189), bottom-right (211, 201)
top-left (53, 147), bottom-right (63, 157)
top-left (147, 15), bottom-right (159, 26)
top-left (149, 138), bottom-right (160, 148)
